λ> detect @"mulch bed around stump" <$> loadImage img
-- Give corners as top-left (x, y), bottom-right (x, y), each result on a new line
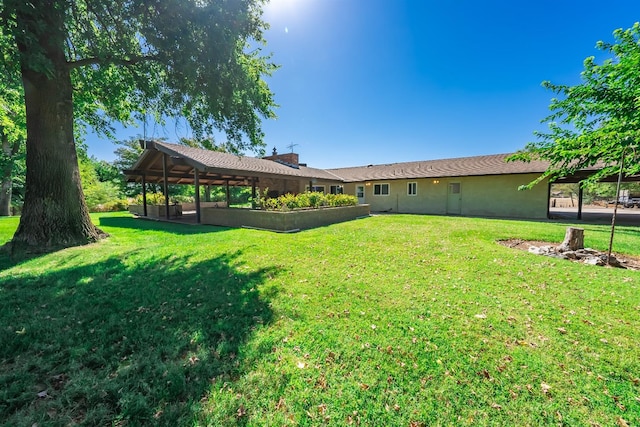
top-left (497, 239), bottom-right (640, 270)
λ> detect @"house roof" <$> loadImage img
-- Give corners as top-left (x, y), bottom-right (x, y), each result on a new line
top-left (124, 140), bottom-right (343, 185)
top-left (125, 141), bottom-right (624, 187)
top-left (326, 153), bottom-right (553, 182)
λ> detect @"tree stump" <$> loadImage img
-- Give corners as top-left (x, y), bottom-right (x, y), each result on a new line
top-left (557, 227), bottom-right (584, 252)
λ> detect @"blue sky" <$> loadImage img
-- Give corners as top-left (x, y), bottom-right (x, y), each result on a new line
top-left (86, 0), bottom-right (640, 169)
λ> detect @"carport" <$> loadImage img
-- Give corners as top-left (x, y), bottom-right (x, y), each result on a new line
top-left (552, 169), bottom-right (640, 221)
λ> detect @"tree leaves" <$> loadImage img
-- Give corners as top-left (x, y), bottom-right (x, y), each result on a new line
top-left (508, 22), bottom-right (640, 187)
top-left (1, 0), bottom-right (277, 151)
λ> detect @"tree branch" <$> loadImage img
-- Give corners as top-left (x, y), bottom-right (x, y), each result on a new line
top-left (67, 55), bottom-right (157, 69)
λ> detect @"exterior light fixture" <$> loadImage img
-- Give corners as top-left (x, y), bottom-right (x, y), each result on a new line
top-left (433, 179), bottom-right (440, 184)
top-left (365, 182), bottom-right (371, 186)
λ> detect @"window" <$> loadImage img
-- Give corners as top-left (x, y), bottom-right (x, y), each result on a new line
top-left (449, 183), bottom-right (461, 194)
top-left (330, 185), bottom-right (344, 194)
top-left (307, 185), bottom-right (325, 193)
top-left (408, 182), bottom-right (417, 196)
top-left (373, 183), bottom-right (390, 196)
top-left (356, 185), bottom-right (364, 198)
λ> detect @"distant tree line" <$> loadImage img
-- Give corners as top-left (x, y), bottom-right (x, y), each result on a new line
top-left (3, 136), bottom-right (254, 215)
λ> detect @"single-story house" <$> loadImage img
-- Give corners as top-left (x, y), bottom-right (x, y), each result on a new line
top-left (318, 154), bottom-right (553, 219)
top-left (124, 140), bottom-right (610, 223)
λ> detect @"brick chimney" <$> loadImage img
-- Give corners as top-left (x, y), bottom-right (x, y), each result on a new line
top-left (263, 147), bottom-right (299, 167)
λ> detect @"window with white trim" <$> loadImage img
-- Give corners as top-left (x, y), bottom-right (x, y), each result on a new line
top-left (373, 183), bottom-right (389, 196)
top-left (306, 185), bottom-right (325, 193)
top-left (408, 182), bottom-right (417, 196)
top-left (330, 185), bottom-right (344, 194)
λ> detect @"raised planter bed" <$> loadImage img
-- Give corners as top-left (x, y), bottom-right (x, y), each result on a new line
top-left (201, 204), bottom-right (370, 232)
top-left (128, 204), bottom-right (182, 218)
top-left (181, 201), bottom-right (227, 211)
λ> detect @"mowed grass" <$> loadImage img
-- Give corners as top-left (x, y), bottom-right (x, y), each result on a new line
top-left (1, 212), bottom-right (639, 426)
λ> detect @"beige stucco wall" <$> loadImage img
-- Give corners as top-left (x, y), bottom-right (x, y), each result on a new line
top-left (346, 173), bottom-right (548, 219)
top-left (459, 174), bottom-right (548, 219)
top-left (258, 178), bottom-right (307, 196)
top-left (342, 183), bottom-right (357, 196)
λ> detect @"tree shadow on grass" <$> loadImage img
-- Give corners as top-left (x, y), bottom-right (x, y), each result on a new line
top-left (0, 251), bottom-right (277, 426)
top-left (0, 215), bottom-right (229, 271)
top-left (98, 214), bottom-right (231, 235)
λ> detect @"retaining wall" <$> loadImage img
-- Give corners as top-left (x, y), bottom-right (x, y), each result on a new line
top-left (128, 204), bottom-right (181, 218)
top-left (201, 205), bottom-right (370, 231)
top-left (181, 201), bottom-right (227, 210)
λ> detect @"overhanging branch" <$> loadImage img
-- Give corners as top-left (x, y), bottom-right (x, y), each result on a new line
top-left (67, 54), bottom-right (157, 70)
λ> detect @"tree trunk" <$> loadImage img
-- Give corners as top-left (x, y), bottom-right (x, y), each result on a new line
top-left (0, 176), bottom-right (12, 216)
top-left (557, 227), bottom-right (584, 252)
top-left (0, 135), bottom-right (15, 216)
top-left (10, 9), bottom-right (105, 252)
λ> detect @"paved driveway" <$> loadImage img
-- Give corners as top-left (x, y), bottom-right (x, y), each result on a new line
top-left (550, 206), bottom-right (640, 226)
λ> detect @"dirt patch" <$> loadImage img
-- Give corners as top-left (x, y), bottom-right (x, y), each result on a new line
top-left (497, 239), bottom-right (640, 270)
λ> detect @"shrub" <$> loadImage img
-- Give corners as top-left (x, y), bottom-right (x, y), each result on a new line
top-left (85, 180), bottom-right (121, 211)
top-left (134, 193), bottom-right (165, 205)
top-left (92, 199), bottom-right (129, 212)
top-left (132, 193), bottom-right (195, 206)
top-left (307, 192), bottom-right (323, 208)
top-left (171, 194), bottom-right (195, 204)
top-left (326, 193), bottom-right (358, 207)
top-left (259, 191), bottom-right (357, 211)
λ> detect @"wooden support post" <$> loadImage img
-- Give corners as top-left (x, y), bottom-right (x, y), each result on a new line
top-left (577, 185), bottom-right (584, 220)
top-left (162, 153), bottom-right (170, 219)
top-left (309, 180), bottom-right (313, 192)
top-left (546, 180), bottom-right (551, 219)
top-left (142, 173), bottom-right (148, 217)
top-left (194, 168), bottom-right (201, 224)
top-left (251, 178), bottom-right (257, 209)
top-left (225, 180), bottom-right (230, 206)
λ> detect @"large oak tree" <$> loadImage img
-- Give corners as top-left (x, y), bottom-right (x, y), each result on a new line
top-left (0, 25), bottom-right (25, 216)
top-left (0, 0), bottom-right (276, 252)
top-left (509, 23), bottom-right (640, 186)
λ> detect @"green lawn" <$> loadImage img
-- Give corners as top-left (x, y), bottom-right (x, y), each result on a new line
top-left (1, 212), bottom-right (638, 426)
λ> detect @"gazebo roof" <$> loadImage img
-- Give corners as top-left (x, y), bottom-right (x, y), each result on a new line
top-left (124, 140), bottom-right (344, 186)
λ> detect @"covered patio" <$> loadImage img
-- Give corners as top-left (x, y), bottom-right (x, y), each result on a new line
top-left (123, 140), bottom-right (346, 224)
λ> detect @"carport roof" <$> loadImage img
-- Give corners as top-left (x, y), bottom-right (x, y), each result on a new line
top-left (124, 140), bottom-right (344, 185)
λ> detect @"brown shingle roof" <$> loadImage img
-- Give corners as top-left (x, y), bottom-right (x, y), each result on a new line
top-left (126, 141), bottom-right (612, 186)
top-left (326, 153), bottom-right (552, 182)
top-left (167, 141), bottom-right (341, 180)
top-left (127, 141), bottom-right (343, 183)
